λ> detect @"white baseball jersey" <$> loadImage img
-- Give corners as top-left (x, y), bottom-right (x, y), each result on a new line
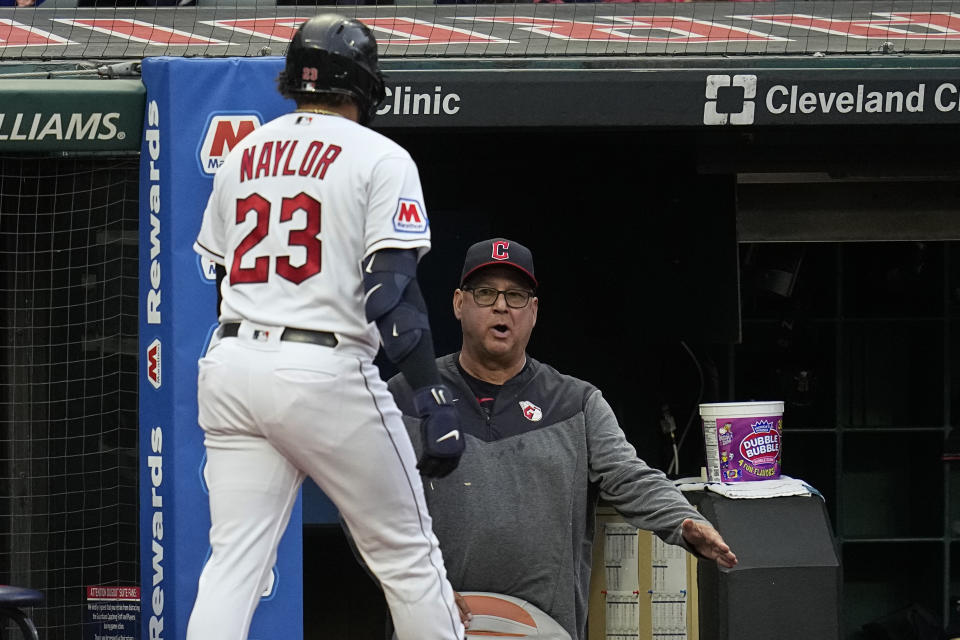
top-left (194, 111), bottom-right (431, 357)
top-left (187, 110), bottom-right (464, 640)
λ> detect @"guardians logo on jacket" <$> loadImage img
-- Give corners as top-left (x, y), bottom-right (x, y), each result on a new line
top-left (519, 400), bottom-right (542, 422)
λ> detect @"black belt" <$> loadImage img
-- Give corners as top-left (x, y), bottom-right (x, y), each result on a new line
top-left (219, 323), bottom-right (338, 348)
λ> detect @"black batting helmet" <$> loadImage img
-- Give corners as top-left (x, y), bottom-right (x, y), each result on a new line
top-left (279, 14), bottom-right (386, 124)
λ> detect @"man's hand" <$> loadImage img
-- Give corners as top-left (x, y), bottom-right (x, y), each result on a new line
top-left (453, 592), bottom-right (473, 628)
top-left (412, 384), bottom-right (464, 478)
top-left (681, 519), bottom-right (738, 568)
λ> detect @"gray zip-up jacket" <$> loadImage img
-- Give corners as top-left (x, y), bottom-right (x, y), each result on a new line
top-left (388, 352), bottom-right (709, 640)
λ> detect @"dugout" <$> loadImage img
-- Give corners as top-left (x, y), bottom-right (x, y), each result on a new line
top-left (2, 4), bottom-right (960, 639)
top-left (352, 55), bottom-right (960, 640)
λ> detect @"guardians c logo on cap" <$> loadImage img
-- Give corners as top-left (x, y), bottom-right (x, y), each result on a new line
top-left (460, 238), bottom-right (537, 288)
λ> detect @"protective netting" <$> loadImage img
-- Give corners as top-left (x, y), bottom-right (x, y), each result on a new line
top-left (0, 154), bottom-right (140, 640)
top-left (3, 1), bottom-right (960, 62)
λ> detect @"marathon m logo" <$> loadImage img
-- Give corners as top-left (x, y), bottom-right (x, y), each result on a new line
top-left (398, 202), bottom-right (421, 223)
top-left (147, 339), bottom-right (161, 389)
top-left (200, 256), bottom-right (217, 282)
top-left (393, 198), bottom-right (427, 233)
top-left (261, 568), bottom-right (277, 599)
top-left (704, 75), bottom-right (758, 125)
top-left (198, 114), bottom-right (261, 175)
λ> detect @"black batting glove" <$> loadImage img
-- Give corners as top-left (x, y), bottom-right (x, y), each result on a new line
top-left (412, 384), bottom-right (464, 478)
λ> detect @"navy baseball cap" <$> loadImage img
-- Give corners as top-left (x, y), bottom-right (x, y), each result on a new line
top-left (460, 238), bottom-right (537, 288)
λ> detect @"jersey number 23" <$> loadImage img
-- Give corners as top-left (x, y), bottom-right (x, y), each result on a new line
top-left (231, 192), bottom-right (321, 285)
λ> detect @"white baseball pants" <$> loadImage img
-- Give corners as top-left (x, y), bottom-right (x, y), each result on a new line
top-left (185, 323), bottom-right (463, 640)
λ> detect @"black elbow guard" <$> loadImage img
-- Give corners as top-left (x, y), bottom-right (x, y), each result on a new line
top-left (375, 302), bottom-right (429, 362)
top-left (362, 249), bottom-right (431, 363)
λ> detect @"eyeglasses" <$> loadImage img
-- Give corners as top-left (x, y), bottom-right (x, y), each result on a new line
top-left (463, 286), bottom-right (535, 309)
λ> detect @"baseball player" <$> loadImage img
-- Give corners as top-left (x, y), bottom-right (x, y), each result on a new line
top-left (186, 15), bottom-right (465, 640)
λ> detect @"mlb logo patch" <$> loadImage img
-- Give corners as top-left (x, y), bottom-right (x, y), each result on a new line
top-left (393, 198), bottom-right (428, 233)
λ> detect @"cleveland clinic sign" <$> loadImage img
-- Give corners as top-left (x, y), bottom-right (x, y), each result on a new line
top-left (766, 81), bottom-right (960, 115)
top-left (703, 73), bottom-right (960, 125)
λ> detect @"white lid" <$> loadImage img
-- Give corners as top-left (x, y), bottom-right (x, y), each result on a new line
top-left (699, 401), bottom-right (784, 417)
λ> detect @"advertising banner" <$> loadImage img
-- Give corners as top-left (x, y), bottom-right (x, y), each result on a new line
top-left (372, 67), bottom-right (960, 128)
top-left (0, 79), bottom-right (144, 152)
top-left (138, 56), bottom-right (302, 640)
